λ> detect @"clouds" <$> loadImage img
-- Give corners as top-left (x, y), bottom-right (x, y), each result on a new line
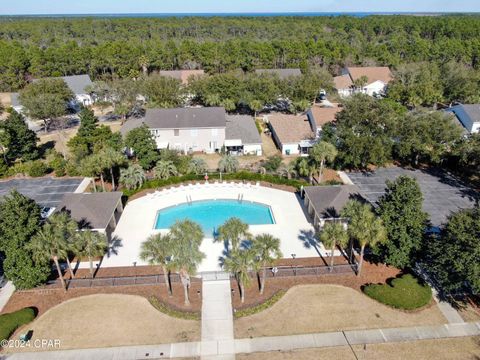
top-left (1, 0), bottom-right (479, 15)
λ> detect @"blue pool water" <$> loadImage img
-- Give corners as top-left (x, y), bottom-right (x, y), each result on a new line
top-left (154, 199), bottom-right (274, 234)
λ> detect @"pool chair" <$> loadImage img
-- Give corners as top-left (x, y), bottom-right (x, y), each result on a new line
top-left (188, 183), bottom-right (194, 190)
top-left (255, 181), bottom-right (260, 187)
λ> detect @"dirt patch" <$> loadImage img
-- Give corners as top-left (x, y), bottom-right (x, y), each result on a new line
top-left (6, 294), bottom-right (200, 352)
top-left (237, 337), bottom-right (480, 360)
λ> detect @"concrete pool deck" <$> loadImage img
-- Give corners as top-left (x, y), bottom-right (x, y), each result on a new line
top-left (99, 183), bottom-right (322, 273)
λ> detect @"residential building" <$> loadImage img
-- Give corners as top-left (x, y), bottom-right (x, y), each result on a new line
top-left (268, 113), bottom-right (315, 155)
top-left (306, 104), bottom-right (341, 136)
top-left (303, 185), bottom-right (362, 229)
top-left (34, 74), bottom-right (94, 106)
top-left (334, 66), bottom-right (393, 97)
top-left (56, 192), bottom-right (124, 237)
top-left (255, 68), bottom-right (302, 79)
top-left (158, 70), bottom-right (205, 85)
top-left (225, 115), bottom-right (263, 156)
top-left (9, 93), bottom-right (23, 114)
top-left (121, 107), bottom-right (262, 155)
top-left (447, 104), bottom-right (480, 134)
top-left (268, 105), bottom-right (340, 155)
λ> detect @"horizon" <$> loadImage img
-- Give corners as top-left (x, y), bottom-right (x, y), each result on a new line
top-left (2, 0), bottom-right (480, 16)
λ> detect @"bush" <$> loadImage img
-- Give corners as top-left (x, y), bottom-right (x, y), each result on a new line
top-left (263, 155), bottom-right (283, 172)
top-left (0, 307), bottom-right (37, 341)
top-left (234, 290), bottom-right (286, 318)
top-left (363, 274), bottom-right (432, 310)
top-left (24, 160), bottom-right (48, 177)
top-left (148, 297), bottom-right (200, 320)
top-left (122, 171), bottom-right (308, 197)
top-left (46, 151), bottom-right (67, 177)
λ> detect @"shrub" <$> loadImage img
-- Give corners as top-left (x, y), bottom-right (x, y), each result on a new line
top-left (24, 160), bottom-right (48, 177)
top-left (0, 307), bottom-right (37, 341)
top-left (363, 274), bottom-right (432, 310)
top-left (65, 159), bottom-right (81, 176)
top-left (263, 155), bottom-right (283, 172)
top-left (234, 290), bottom-right (286, 318)
top-left (148, 297), bottom-right (200, 320)
top-left (47, 153), bottom-right (67, 177)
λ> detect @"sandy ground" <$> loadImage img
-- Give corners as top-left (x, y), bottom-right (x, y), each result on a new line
top-left (38, 122), bottom-right (122, 155)
top-left (9, 294), bottom-right (200, 352)
top-left (234, 284), bottom-right (447, 338)
top-left (237, 337), bottom-right (480, 360)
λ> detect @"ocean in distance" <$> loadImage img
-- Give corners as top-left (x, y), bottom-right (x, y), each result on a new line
top-left (1, 12), bottom-right (477, 18)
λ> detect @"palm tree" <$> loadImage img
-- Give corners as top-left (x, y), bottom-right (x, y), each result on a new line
top-left (249, 99), bottom-right (263, 119)
top-left (169, 220), bottom-right (205, 306)
top-left (75, 230), bottom-right (108, 278)
top-left (224, 248), bottom-right (256, 303)
top-left (277, 163), bottom-right (297, 179)
top-left (154, 160), bottom-right (178, 180)
top-left (49, 212), bottom-right (78, 279)
top-left (341, 200), bottom-right (387, 276)
top-left (98, 147), bottom-right (126, 191)
top-left (218, 155), bottom-right (239, 173)
top-left (28, 222), bottom-right (69, 291)
top-left (188, 158), bottom-right (208, 175)
top-left (296, 157), bottom-right (316, 184)
top-left (140, 233), bottom-right (175, 296)
top-left (216, 218), bottom-right (252, 253)
top-left (309, 141), bottom-right (337, 183)
top-left (120, 164), bottom-right (146, 190)
top-left (319, 222), bottom-right (349, 271)
top-left (252, 234), bottom-right (282, 294)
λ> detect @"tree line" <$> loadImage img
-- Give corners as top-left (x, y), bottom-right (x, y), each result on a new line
top-left (2, 15), bottom-right (480, 91)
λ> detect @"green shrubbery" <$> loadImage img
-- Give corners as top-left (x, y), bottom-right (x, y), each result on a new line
top-left (363, 274), bottom-right (432, 310)
top-left (234, 290), bottom-right (286, 318)
top-left (123, 171), bottom-right (309, 197)
top-left (0, 307), bottom-right (37, 341)
top-left (148, 296), bottom-right (200, 320)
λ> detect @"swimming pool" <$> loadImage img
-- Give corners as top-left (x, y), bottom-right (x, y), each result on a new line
top-left (154, 199), bottom-right (275, 235)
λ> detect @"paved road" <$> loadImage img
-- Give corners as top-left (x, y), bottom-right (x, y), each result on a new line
top-left (4, 322), bottom-right (480, 360)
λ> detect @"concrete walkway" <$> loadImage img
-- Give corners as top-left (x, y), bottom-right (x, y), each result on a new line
top-left (200, 273), bottom-right (235, 360)
top-left (0, 281), bottom-right (15, 312)
top-left (5, 322), bottom-right (480, 360)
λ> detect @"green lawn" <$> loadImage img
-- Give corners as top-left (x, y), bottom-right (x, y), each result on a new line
top-left (0, 308), bottom-right (37, 341)
top-left (363, 274), bottom-right (432, 310)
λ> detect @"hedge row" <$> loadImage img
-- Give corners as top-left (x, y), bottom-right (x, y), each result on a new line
top-left (148, 296), bottom-right (200, 320)
top-left (234, 290), bottom-right (287, 318)
top-left (123, 171), bottom-right (310, 197)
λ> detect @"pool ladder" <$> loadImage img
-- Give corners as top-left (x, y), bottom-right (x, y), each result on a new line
top-left (186, 195), bottom-right (193, 205)
top-left (238, 193), bottom-right (244, 203)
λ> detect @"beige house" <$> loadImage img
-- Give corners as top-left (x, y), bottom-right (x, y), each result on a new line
top-left (334, 67), bottom-right (393, 97)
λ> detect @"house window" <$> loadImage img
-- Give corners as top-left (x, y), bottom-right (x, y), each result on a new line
top-left (174, 129), bottom-right (179, 136)
top-left (190, 129), bottom-right (198, 137)
top-left (211, 128), bottom-right (218, 137)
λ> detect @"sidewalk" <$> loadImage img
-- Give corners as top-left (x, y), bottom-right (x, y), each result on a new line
top-left (5, 322), bottom-right (480, 360)
top-left (200, 274), bottom-right (234, 360)
top-left (0, 282), bottom-right (15, 312)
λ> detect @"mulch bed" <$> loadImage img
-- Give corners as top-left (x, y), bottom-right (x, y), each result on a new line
top-left (231, 258), bottom-right (401, 311)
top-left (1, 282), bottom-right (202, 317)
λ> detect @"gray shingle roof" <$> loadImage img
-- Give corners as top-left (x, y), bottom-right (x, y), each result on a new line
top-left (34, 74), bottom-right (93, 95)
top-left (225, 115), bottom-right (262, 145)
top-left (121, 107), bottom-right (226, 135)
top-left (255, 68), bottom-right (302, 79)
top-left (450, 104), bottom-right (480, 124)
top-left (57, 192), bottom-right (123, 230)
top-left (304, 185), bottom-right (362, 218)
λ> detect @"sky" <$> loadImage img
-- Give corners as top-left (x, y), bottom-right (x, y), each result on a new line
top-left (1, 0), bottom-right (480, 15)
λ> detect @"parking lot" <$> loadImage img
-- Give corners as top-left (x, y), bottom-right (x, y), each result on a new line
top-left (0, 177), bottom-right (86, 208)
top-left (347, 167), bottom-right (478, 227)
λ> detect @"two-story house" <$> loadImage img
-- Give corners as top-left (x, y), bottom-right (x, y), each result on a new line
top-left (334, 67), bottom-right (393, 97)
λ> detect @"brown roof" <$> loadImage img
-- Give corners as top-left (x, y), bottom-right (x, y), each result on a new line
top-left (333, 74), bottom-right (353, 90)
top-left (57, 192), bottom-right (123, 230)
top-left (268, 113), bottom-right (314, 144)
top-left (308, 105), bottom-right (341, 127)
top-left (347, 67), bottom-right (393, 85)
top-left (159, 70), bottom-right (205, 85)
